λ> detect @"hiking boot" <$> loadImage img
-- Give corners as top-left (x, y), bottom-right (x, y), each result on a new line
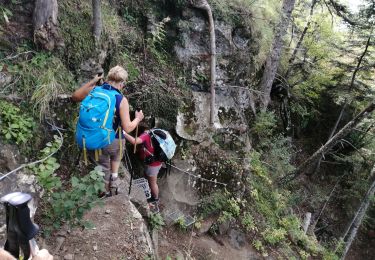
top-left (98, 191), bottom-right (112, 199)
top-left (109, 174), bottom-right (120, 196)
top-left (147, 195), bottom-right (158, 203)
top-left (149, 201), bottom-right (160, 213)
top-left (110, 186), bottom-right (118, 196)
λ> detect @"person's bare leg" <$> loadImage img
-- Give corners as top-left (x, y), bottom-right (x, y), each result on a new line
top-left (147, 175), bottom-right (159, 199)
top-left (111, 160), bottom-right (121, 174)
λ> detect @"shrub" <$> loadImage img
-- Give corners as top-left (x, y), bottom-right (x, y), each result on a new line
top-left (0, 100), bottom-right (35, 144)
top-left (32, 137), bottom-right (105, 232)
top-left (262, 227), bottom-right (287, 245)
top-left (251, 111), bottom-right (277, 139)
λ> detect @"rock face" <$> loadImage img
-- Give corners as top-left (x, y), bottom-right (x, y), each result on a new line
top-left (48, 194), bottom-right (154, 260)
top-left (174, 8), bottom-right (255, 145)
top-left (176, 88), bottom-right (253, 143)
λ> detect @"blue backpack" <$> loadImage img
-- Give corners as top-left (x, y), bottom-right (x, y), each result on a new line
top-left (75, 86), bottom-right (121, 151)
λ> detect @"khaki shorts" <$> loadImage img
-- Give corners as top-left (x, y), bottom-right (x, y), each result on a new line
top-left (89, 138), bottom-right (125, 182)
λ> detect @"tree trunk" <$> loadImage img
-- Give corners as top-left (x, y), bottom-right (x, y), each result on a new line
top-left (285, 0), bottom-right (317, 78)
top-left (259, 0), bottom-right (296, 110)
top-left (190, 0), bottom-right (216, 124)
top-left (92, 0), bottom-right (102, 42)
top-left (281, 101), bottom-right (375, 183)
top-left (340, 164), bottom-right (375, 259)
top-left (312, 35), bottom-right (371, 175)
top-left (33, 0), bottom-right (61, 50)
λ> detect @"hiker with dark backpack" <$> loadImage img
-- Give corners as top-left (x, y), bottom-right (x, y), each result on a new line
top-left (124, 122), bottom-right (176, 212)
top-left (72, 66), bottom-right (144, 197)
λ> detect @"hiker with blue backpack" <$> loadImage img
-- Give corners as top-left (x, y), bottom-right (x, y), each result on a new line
top-left (72, 65), bottom-right (144, 197)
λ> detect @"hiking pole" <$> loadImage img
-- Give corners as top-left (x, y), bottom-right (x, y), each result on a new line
top-left (1, 192), bottom-right (40, 259)
top-left (124, 147), bottom-right (134, 195)
top-left (133, 125), bottom-right (139, 154)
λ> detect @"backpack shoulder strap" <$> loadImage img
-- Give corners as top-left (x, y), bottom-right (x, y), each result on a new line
top-left (142, 131), bottom-right (154, 156)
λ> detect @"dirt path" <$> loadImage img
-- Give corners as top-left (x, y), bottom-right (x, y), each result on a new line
top-left (158, 227), bottom-right (261, 260)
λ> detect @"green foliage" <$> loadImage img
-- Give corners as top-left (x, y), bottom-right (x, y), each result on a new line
top-left (102, 2), bottom-right (122, 44)
top-left (251, 111), bottom-right (277, 138)
top-left (262, 227), bottom-right (287, 245)
top-left (32, 137), bottom-right (104, 231)
top-left (290, 103), bottom-right (314, 129)
top-left (0, 6), bottom-right (12, 24)
top-left (0, 100), bottom-right (35, 144)
top-left (176, 217), bottom-right (188, 231)
top-left (116, 52), bottom-right (140, 84)
top-left (58, 0), bottom-right (95, 70)
top-left (122, 6), bottom-right (138, 24)
top-left (47, 167), bottom-right (104, 229)
top-left (147, 17), bottom-right (171, 65)
top-left (6, 52), bottom-right (74, 118)
top-left (253, 239), bottom-right (268, 256)
top-left (198, 190), bottom-right (231, 218)
top-left (241, 212), bottom-right (257, 232)
top-left (258, 136), bottom-right (296, 177)
top-left (31, 135), bottom-right (62, 192)
top-left (217, 197), bottom-right (241, 223)
top-left (244, 150), bottom-right (329, 257)
top-left (149, 213), bottom-right (165, 231)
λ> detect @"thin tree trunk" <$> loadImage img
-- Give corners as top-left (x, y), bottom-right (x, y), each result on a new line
top-left (280, 101), bottom-right (375, 183)
top-left (207, 6), bottom-right (216, 124)
top-left (340, 164), bottom-right (375, 259)
top-left (259, 0), bottom-right (296, 110)
top-left (92, 0), bottom-right (102, 42)
top-left (33, 0), bottom-right (61, 50)
top-left (312, 35), bottom-right (371, 175)
top-left (190, 0), bottom-right (216, 124)
top-left (285, 0), bottom-right (317, 78)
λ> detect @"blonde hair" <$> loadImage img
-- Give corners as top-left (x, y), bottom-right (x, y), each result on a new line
top-left (107, 65), bottom-right (128, 83)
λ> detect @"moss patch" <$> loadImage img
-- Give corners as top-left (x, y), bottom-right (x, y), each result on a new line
top-left (58, 0), bottom-right (96, 71)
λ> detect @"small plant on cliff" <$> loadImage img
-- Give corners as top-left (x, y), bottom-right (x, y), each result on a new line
top-left (33, 138), bottom-right (62, 192)
top-left (176, 217), bottom-right (189, 231)
top-left (149, 212), bottom-right (165, 231)
top-left (0, 100), bottom-right (35, 144)
top-left (147, 17), bottom-right (171, 65)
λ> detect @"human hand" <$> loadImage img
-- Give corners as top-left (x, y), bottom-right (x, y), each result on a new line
top-left (92, 73), bottom-right (104, 85)
top-left (135, 110), bottom-right (144, 121)
top-left (0, 248), bottom-right (15, 260)
top-left (32, 249), bottom-right (53, 260)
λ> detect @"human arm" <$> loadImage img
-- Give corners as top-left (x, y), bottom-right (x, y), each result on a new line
top-left (71, 74), bottom-right (103, 102)
top-left (119, 97), bottom-right (144, 133)
top-left (123, 131), bottom-right (143, 145)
